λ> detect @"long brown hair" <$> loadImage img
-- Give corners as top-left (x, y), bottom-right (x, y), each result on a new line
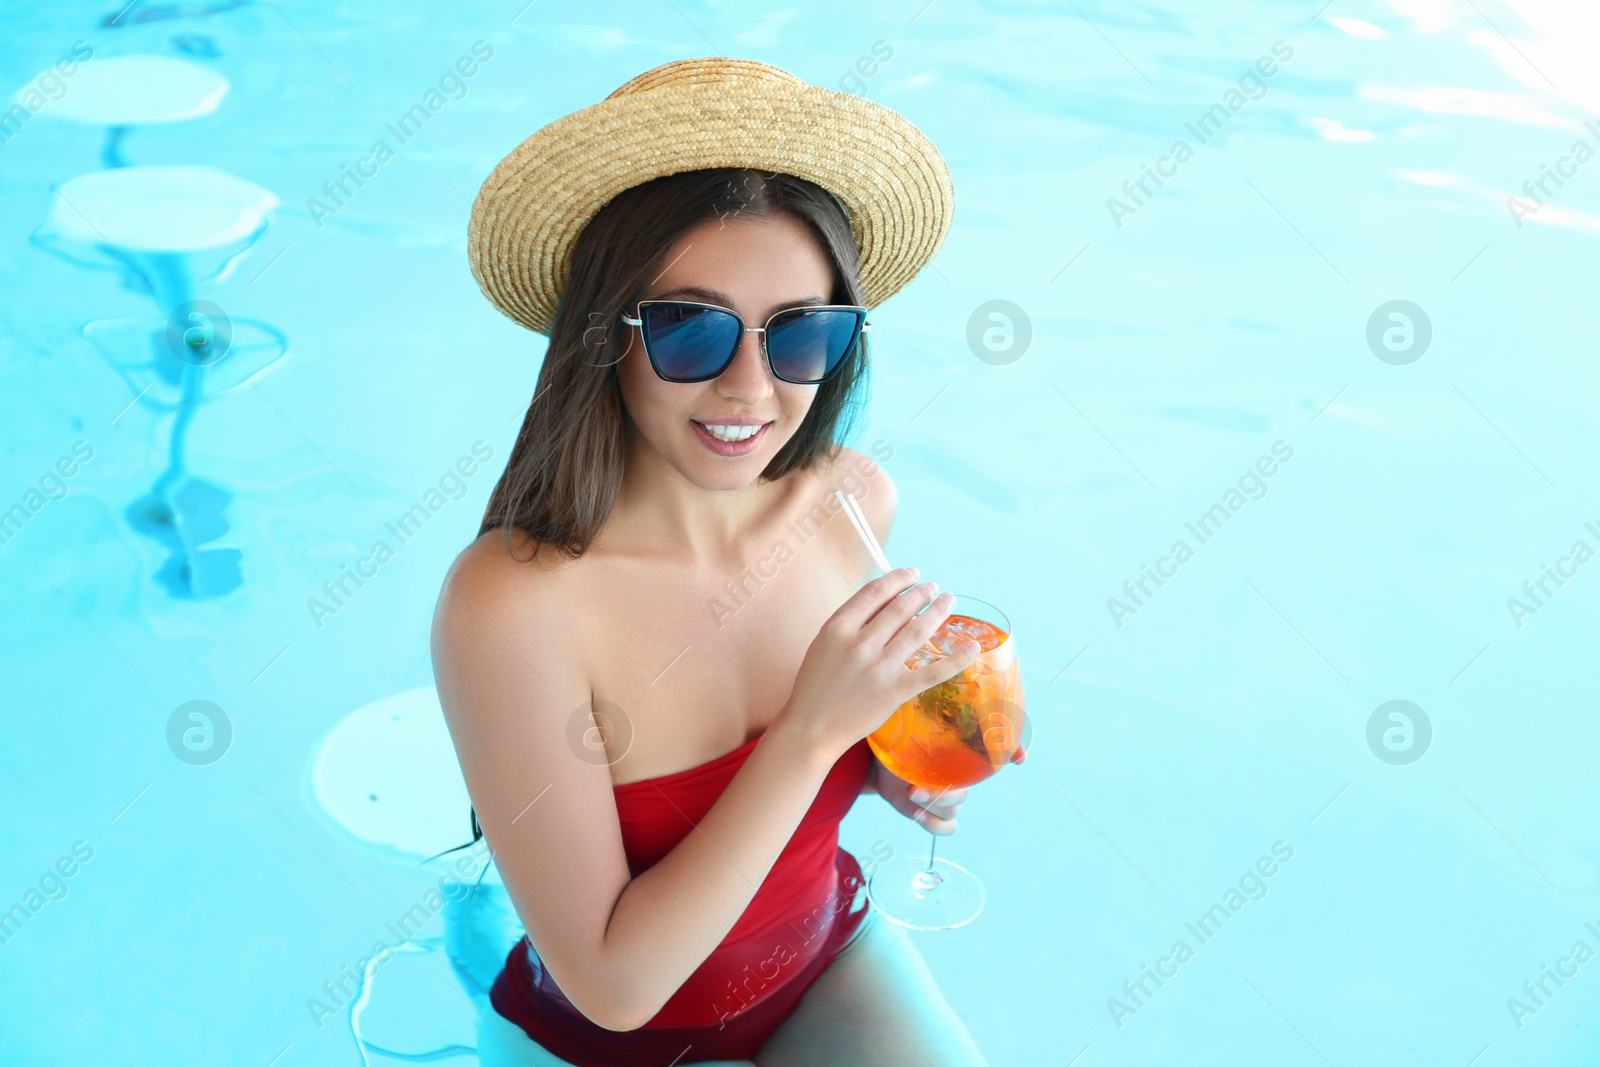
top-left (476, 167), bottom-right (871, 563)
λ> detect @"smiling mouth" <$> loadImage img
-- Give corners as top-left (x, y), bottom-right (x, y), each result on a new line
top-left (690, 419), bottom-right (771, 454)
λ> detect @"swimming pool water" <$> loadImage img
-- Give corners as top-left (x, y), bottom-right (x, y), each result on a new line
top-left (3, 1), bottom-right (1598, 1064)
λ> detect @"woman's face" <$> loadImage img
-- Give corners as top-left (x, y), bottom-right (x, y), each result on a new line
top-left (617, 212), bottom-right (837, 490)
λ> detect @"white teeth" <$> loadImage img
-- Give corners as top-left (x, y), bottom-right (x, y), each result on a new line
top-left (699, 422), bottom-right (763, 442)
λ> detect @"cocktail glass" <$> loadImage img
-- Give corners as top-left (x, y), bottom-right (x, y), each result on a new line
top-left (865, 594), bottom-right (1024, 930)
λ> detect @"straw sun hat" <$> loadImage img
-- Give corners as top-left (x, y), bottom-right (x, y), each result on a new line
top-left (466, 57), bottom-right (954, 337)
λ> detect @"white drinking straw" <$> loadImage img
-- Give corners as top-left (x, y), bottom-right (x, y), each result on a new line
top-left (834, 489), bottom-right (893, 576)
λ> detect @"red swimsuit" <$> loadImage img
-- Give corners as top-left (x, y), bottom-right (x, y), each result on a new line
top-left (489, 734), bottom-right (875, 1065)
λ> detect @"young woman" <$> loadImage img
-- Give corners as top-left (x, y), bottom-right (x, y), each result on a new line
top-left (432, 58), bottom-right (990, 1067)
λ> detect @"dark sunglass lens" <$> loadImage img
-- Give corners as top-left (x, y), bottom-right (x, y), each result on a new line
top-left (766, 309), bottom-right (862, 382)
top-left (642, 304), bottom-right (741, 380)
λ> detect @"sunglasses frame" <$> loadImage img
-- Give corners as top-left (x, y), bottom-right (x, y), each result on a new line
top-left (620, 298), bottom-right (871, 385)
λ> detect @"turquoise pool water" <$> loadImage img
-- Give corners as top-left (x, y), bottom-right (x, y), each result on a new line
top-left (4, 1), bottom-right (1598, 1064)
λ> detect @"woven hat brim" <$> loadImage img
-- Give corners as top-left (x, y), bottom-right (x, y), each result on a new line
top-left (467, 82), bottom-right (953, 336)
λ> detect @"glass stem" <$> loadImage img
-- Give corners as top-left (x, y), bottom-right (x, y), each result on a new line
top-left (926, 829), bottom-right (938, 872)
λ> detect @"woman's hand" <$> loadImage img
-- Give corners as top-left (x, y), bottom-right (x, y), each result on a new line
top-left (864, 745), bottom-right (1025, 832)
top-left (773, 567), bottom-right (983, 760)
top-left (866, 754), bottom-right (967, 835)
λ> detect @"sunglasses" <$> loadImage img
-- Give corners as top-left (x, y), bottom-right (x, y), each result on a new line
top-left (620, 299), bottom-right (870, 385)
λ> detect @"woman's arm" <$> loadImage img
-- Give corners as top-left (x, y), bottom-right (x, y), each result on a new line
top-left (430, 537), bottom-right (842, 1032)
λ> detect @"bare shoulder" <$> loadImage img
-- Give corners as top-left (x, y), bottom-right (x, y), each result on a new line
top-left (818, 442), bottom-right (899, 545)
top-left (430, 526), bottom-right (584, 676)
top-left (444, 524), bottom-right (576, 601)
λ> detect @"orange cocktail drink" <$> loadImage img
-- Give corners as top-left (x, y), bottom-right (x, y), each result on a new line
top-left (868, 610), bottom-right (1025, 793)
